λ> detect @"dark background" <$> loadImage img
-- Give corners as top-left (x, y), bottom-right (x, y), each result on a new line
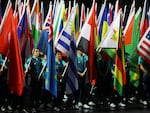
top-left (1, 0), bottom-right (149, 25)
top-left (0, 0), bottom-right (146, 14)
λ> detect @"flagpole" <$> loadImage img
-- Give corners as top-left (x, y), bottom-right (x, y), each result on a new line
top-left (24, 57), bottom-right (32, 75)
top-left (60, 62), bottom-right (69, 82)
top-left (96, 45), bottom-right (102, 53)
top-left (38, 61), bottom-right (47, 79)
top-left (0, 57), bottom-right (7, 72)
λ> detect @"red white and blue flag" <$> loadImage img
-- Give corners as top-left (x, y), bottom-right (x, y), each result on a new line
top-left (137, 27), bottom-right (150, 64)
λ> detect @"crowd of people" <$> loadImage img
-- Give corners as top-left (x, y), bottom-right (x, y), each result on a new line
top-left (0, 47), bottom-right (150, 113)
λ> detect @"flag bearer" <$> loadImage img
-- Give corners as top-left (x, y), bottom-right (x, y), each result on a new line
top-left (53, 50), bottom-right (67, 111)
top-left (24, 48), bottom-right (44, 113)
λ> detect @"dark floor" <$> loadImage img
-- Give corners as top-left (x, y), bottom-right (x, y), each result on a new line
top-left (1, 102), bottom-right (150, 113)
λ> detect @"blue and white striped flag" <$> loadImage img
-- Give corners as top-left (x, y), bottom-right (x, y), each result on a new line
top-left (66, 36), bottom-right (78, 94)
top-left (55, 5), bottom-right (78, 94)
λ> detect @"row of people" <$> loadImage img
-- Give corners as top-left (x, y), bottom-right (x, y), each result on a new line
top-left (0, 47), bottom-right (150, 112)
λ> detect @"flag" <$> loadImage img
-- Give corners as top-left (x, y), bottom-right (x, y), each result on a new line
top-left (36, 30), bottom-right (48, 54)
top-left (56, 6), bottom-right (76, 56)
top-left (53, 1), bottom-right (65, 42)
top-left (45, 39), bottom-right (57, 97)
top-left (17, 8), bottom-right (26, 39)
top-left (128, 8), bottom-right (141, 87)
top-left (75, 4), bottom-right (80, 39)
top-left (101, 5), bottom-right (108, 41)
top-left (124, 8), bottom-right (135, 46)
top-left (37, 4), bottom-right (53, 54)
top-left (56, 6), bottom-right (78, 94)
top-left (124, 7), bottom-right (141, 55)
top-left (43, 4), bottom-right (53, 40)
top-left (97, 0), bottom-right (107, 41)
top-left (40, 1), bottom-right (44, 30)
top-left (24, 2), bottom-right (34, 59)
top-left (76, 1), bottom-right (97, 83)
top-left (107, 3), bottom-right (113, 25)
top-left (80, 3), bottom-right (85, 31)
top-left (37, 3), bottom-right (57, 96)
top-left (17, 7), bottom-right (28, 52)
top-left (66, 35), bottom-right (78, 94)
top-left (0, 1), bottom-right (24, 96)
top-left (0, 0), bottom-right (12, 55)
top-left (31, 0), bottom-right (41, 45)
top-left (148, 7), bottom-right (150, 26)
top-left (98, 11), bottom-right (121, 59)
top-left (137, 27), bottom-right (150, 64)
top-left (113, 16), bottom-right (126, 96)
top-left (140, 0), bottom-right (149, 38)
top-left (99, 11), bottom-right (121, 49)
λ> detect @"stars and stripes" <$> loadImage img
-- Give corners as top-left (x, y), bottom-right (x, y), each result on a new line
top-left (137, 27), bottom-right (150, 64)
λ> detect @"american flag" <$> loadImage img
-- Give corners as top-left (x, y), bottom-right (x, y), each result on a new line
top-left (137, 27), bottom-right (150, 64)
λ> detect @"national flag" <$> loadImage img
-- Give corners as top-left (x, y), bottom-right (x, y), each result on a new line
top-left (24, 1), bottom-right (34, 59)
top-left (76, 1), bottom-right (97, 83)
top-left (75, 4), bottom-right (80, 39)
top-left (36, 30), bottom-right (48, 54)
top-left (56, 6), bottom-right (76, 56)
top-left (16, 6), bottom-right (29, 63)
top-left (113, 18), bottom-right (126, 96)
top-left (98, 10), bottom-right (120, 59)
top-left (53, 1), bottom-right (65, 42)
top-left (107, 3), bottom-right (113, 25)
top-left (148, 8), bottom-right (150, 26)
top-left (37, 4), bottom-right (53, 54)
top-left (140, 0), bottom-right (149, 38)
top-left (127, 8), bottom-right (141, 87)
top-left (66, 35), bottom-right (78, 94)
top-left (137, 27), bottom-right (150, 64)
top-left (100, 5), bottom-right (109, 41)
top-left (17, 8), bottom-right (26, 39)
top-left (37, 3), bottom-right (57, 96)
top-left (45, 39), bottom-right (57, 97)
top-left (31, 0), bottom-right (41, 45)
top-left (40, 1), bottom-right (44, 30)
top-left (99, 11), bottom-right (121, 49)
top-left (56, 5), bottom-right (78, 94)
top-left (97, 0), bottom-right (108, 41)
top-left (0, 1), bottom-right (24, 96)
top-left (0, 0), bottom-right (12, 55)
top-left (43, 4), bottom-right (53, 40)
top-left (125, 8), bottom-right (141, 55)
top-left (79, 3), bottom-right (85, 31)
top-left (124, 7), bottom-right (135, 48)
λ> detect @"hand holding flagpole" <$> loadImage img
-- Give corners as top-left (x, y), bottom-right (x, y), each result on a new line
top-left (24, 58), bottom-right (32, 75)
top-left (60, 62), bottom-right (69, 82)
top-left (38, 61), bottom-right (47, 79)
top-left (0, 57), bottom-right (7, 72)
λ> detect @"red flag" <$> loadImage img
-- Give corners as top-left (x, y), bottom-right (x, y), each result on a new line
top-left (0, 2), bottom-right (12, 55)
top-left (77, 1), bottom-right (97, 83)
top-left (0, 2), bottom-right (24, 96)
top-left (88, 2), bottom-right (97, 83)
